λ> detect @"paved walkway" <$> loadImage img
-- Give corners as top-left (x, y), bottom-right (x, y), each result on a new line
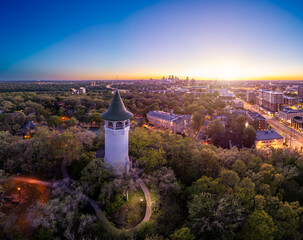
top-left (137, 178), bottom-right (152, 225)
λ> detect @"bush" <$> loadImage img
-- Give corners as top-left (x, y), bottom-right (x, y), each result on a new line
top-left (104, 194), bottom-right (126, 214)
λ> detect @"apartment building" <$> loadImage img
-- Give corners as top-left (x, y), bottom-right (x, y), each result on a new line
top-left (246, 111), bottom-right (267, 130)
top-left (258, 89), bottom-right (283, 112)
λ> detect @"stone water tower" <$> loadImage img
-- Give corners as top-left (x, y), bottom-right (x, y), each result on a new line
top-left (101, 90), bottom-right (133, 174)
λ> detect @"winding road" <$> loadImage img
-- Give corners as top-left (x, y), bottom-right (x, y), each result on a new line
top-left (10, 161), bottom-right (152, 234)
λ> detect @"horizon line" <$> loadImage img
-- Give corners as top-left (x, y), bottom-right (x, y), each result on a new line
top-left (1, 79), bottom-right (303, 82)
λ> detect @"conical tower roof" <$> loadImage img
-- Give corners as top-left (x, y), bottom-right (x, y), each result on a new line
top-left (101, 90), bottom-right (133, 121)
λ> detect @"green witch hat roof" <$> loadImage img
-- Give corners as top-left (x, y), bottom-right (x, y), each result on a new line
top-left (101, 90), bottom-right (133, 121)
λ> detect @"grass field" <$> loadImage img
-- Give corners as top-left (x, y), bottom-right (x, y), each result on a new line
top-left (110, 188), bottom-right (146, 229)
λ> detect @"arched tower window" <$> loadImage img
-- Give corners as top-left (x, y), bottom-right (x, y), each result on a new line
top-left (125, 120), bottom-right (129, 127)
top-left (116, 121), bottom-right (123, 129)
top-left (107, 121), bottom-right (113, 129)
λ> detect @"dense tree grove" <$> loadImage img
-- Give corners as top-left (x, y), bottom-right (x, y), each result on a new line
top-left (1, 84), bottom-right (303, 239)
top-left (129, 129), bottom-right (303, 240)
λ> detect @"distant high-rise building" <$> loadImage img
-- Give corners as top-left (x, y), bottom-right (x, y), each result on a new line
top-left (298, 86), bottom-right (303, 98)
top-left (91, 81), bottom-right (96, 87)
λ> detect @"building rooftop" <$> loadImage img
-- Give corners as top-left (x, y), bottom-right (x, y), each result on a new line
top-left (232, 99), bottom-right (243, 103)
top-left (284, 96), bottom-right (298, 99)
top-left (247, 111), bottom-right (266, 120)
top-left (174, 115), bottom-right (192, 123)
top-left (280, 107), bottom-right (303, 114)
top-left (256, 130), bottom-right (283, 141)
top-left (101, 90), bottom-right (133, 121)
top-left (147, 111), bottom-right (191, 122)
top-left (260, 89), bottom-right (283, 94)
top-left (147, 111), bottom-right (180, 121)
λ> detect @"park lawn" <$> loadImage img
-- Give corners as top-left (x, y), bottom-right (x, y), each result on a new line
top-left (110, 188), bottom-right (146, 229)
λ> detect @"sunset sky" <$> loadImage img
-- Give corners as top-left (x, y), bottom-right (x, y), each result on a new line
top-left (1, 0), bottom-right (303, 80)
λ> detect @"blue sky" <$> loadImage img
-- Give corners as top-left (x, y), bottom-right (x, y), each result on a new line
top-left (1, 0), bottom-right (303, 80)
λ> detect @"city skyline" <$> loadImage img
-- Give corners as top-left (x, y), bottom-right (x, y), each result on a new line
top-left (1, 0), bottom-right (303, 81)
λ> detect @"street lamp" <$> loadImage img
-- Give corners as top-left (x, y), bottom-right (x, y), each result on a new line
top-left (140, 198), bottom-right (143, 208)
top-left (17, 187), bottom-right (21, 197)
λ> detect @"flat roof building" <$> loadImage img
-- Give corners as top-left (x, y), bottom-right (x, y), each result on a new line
top-left (279, 107), bottom-right (303, 122)
top-left (255, 130), bottom-right (283, 149)
top-left (246, 111), bottom-right (267, 130)
top-left (147, 110), bottom-right (191, 134)
top-left (232, 99), bottom-right (244, 109)
top-left (291, 116), bottom-right (303, 130)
